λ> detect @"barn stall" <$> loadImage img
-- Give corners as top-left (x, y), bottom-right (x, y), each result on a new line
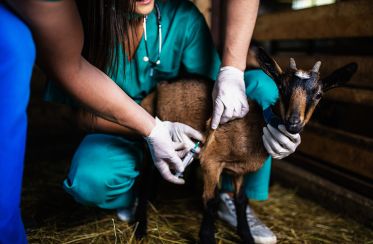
top-left (24, 0), bottom-right (372, 243)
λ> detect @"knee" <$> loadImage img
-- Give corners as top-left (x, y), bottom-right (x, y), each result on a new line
top-left (64, 168), bottom-right (137, 209)
top-left (64, 134), bottom-right (143, 208)
top-left (64, 170), bottom-right (105, 207)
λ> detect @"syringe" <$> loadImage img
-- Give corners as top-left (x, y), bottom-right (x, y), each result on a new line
top-left (175, 141), bottom-right (200, 178)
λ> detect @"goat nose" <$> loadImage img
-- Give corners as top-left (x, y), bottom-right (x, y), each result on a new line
top-left (289, 115), bottom-right (300, 125)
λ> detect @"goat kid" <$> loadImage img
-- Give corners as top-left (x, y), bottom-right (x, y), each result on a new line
top-left (136, 48), bottom-right (357, 243)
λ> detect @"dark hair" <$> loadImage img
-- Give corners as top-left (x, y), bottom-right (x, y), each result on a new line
top-left (76, 0), bottom-right (139, 77)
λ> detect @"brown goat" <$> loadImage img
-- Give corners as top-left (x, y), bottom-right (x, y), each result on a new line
top-left (137, 48), bottom-right (357, 243)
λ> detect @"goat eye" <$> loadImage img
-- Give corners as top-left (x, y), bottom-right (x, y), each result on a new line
top-left (315, 92), bottom-right (322, 100)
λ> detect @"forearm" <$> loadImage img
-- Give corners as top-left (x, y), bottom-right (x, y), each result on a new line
top-left (66, 58), bottom-right (155, 136)
top-left (75, 109), bottom-right (140, 139)
top-left (222, 0), bottom-right (259, 70)
top-left (9, 0), bottom-right (155, 136)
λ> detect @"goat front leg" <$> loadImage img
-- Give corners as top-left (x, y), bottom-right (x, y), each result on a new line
top-left (234, 175), bottom-right (255, 244)
top-left (199, 162), bottom-right (223, 244)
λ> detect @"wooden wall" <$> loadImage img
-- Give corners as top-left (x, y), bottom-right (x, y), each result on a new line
top-left (252, 0), bottom-right (373, 197)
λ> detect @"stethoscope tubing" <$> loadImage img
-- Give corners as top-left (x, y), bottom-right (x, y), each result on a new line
top-left (143, 3), bottom-right (162, 66)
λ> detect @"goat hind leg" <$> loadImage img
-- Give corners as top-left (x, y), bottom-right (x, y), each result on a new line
top-left (199, 162), bottom-right (223, 244)
top-left (233, 175), bottom-right (255, 244)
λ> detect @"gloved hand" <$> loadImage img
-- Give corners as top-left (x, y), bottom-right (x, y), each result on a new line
top-left (163, 121), bottom-right (204, 158)
top-left (144, 118), bottom-right (186, 184)
top-left (262, 124), bottom-right (301, 159)
top-left (211, 66), bottom-right (249, 129)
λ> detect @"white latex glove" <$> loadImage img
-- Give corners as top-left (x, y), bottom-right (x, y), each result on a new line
top-left (211, 66), bottom-right (249, 129)
top-left (163, 121), bottom-right (203, 158)
top-left (144, 118), bottom-right (186, 184)
top-left (262, 124), bottom-right (301, 159)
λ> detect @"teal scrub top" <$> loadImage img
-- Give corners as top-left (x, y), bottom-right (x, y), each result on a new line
top-left (44, 0), bottom-right (220, 104)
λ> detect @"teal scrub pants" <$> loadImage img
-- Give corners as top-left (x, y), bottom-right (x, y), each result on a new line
top-left (64, 70), bottom-right (278, 209)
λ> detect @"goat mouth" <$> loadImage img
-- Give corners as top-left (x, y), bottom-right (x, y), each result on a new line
top-left (285, 123), bottom-right (303, 134)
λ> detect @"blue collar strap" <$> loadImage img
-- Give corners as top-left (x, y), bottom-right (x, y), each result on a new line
top-left (263, 107), bottom-right (282, 128)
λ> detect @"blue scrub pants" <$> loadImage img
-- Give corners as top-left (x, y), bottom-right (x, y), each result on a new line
top-left (64, 70), bottom-right (278, 209)
top-left (0, 4), bottom-right (35, 244)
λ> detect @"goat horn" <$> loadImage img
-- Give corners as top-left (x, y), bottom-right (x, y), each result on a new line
top-left (290, 58), bottom-right (297, 70)
top-left (312, 61), bottom-right (322, 73)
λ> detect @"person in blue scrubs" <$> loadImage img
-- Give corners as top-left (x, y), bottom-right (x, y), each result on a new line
top-left (0, 3), bottom-right (35, 244)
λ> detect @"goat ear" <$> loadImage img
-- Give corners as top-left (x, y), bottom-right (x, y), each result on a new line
top-left (321, 63), bottom-right (358, 91)
top-left (255, 47), bottom-right (283, 82)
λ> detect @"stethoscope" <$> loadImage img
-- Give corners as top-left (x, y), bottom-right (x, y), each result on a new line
top-left (143, 3), bottom-right (162, 77)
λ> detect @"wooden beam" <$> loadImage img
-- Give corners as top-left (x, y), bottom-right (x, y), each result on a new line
top-left (254, 0), bottom-right (373, 40)
top-left (286, 153), bottom-right (373, 199)
top-left (324, 87), bottom-right (373, 106)
top-left (298, 122), bottom-right (373, 179)
top-left (272, 159), bottom-right (373, 226)
top-left (273, 55), bottom-right (373, 89)
top-left (265, 55), bottom-right (373, 106)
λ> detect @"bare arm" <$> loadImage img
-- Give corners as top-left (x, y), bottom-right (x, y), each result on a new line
top-left (75, 109), bottom-right (140, 139)
top-left (9, 0), bottom-right (155, 136)
top-left (222, 0), bottom-right (259, 70)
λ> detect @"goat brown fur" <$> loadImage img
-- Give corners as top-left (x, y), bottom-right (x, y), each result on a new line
top-left (141, 79), bottom-right (267, 201)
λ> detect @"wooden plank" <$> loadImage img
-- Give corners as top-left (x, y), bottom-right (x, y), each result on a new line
top-left (274, 55), bottom-right (373, 89)
top-left (312, 101), bottom-right (373, 138)
top-left (286, 153), bottom-right (373, 199)
top-left (266, 55), bottom-right (373, 106)
top-left (272, 159), bottom-right (373, 226)
top-left (298, 122), bottom-right (373, 179)
top-left (254, 0), bottom-right (373, 40)
top-left (324, 87), bottom-right (373, 106)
